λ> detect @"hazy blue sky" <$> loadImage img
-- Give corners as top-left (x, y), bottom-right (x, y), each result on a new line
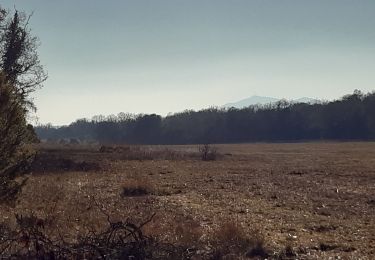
top-left (2, 1), bottom-right (375, 125)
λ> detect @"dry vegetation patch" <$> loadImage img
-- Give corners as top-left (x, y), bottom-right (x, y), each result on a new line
top-left (122, 177), bottom-right (154, 197)
top-left (211, 221), bottom-right (268, 258)
top-left (99, 145), bottom-right (201, 161)
top-left (0, 142), bottom-right (374, 259)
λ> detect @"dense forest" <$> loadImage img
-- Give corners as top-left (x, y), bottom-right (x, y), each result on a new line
top-left (36, 90), bottom-right (375, 144)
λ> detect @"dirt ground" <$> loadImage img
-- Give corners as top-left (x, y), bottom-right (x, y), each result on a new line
top-left (1, 142), bottom-right (374, 259)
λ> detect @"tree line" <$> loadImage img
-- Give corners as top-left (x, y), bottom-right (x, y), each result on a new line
top-left (36, 90), bottom-right (375, 144)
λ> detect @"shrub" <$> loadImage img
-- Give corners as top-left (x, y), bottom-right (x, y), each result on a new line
top-left (199, 144), bottom-right (218, 161)
top-left (211, 221), bottom-right (268, 258)
top-left (0, 73), bottom-right (34, 202)
top-left (122, 177), bottom-right (154, 197)
top-left (0, 212), bottom-right (161, 259)
top-left (0, 202), bottom-right (200, 259)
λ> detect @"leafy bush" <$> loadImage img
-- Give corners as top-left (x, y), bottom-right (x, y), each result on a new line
top-left (0, 73), bottom-right (34, 202)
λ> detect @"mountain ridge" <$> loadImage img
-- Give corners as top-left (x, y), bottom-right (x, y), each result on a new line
top-left (224, 95), bottom-right (318, 109)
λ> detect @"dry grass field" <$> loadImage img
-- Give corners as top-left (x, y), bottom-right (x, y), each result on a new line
top-left (1, 142), bottom-right (374, 259)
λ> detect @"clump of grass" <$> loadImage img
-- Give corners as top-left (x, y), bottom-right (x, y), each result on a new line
top-left (121, 178), bottom-right (154, 197)
top-left (319, 242), bottom-right (338, 251)
top-left (212, 221), bottom-right (249, 250)
top-left (211, 221), bottom-right (268, 258)
top-left (274, 243), bottom-right (297, 259)
top-left (199, 144), bottom-right (218, 161)
top-left (284, 244), bottom-right (297, 258)
top-left (174, 223), bottom-right (202, 247)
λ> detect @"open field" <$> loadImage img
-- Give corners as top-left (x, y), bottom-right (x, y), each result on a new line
top-left (1, 142), bottom-right (375, 259)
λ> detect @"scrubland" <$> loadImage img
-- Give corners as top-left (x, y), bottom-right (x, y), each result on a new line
top-left (1, 142), bottom-right (374, 259)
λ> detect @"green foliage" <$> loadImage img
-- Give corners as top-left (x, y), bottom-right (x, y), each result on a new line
top-left (0, 7), bottom-right (47, 109)
top-left (0, 72), bottom-right (34, 202)
top-left (0, 5), bottom-right (43, 203)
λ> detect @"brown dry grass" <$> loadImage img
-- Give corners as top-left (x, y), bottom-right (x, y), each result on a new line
top-left (1, 142), bottom-right (374, 258)
top-left (211, 221), bottom-right (267, 258)
top-left (122, 176), bottom-right (154, 197)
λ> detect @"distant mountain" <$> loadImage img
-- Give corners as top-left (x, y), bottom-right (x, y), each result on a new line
top-left (224, 95), bottom-right (318, 109)
top-left (294, 97), bottom-right (318, 104)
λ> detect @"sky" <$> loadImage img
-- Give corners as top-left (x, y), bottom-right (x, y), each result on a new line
top-left (1, 0), bottom-right (375, 125)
